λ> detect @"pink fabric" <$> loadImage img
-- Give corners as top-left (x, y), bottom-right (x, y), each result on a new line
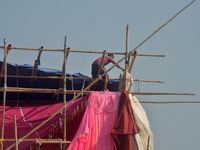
top-left (0, 96), bottom-right (87, 150)
top-left (67, 91), bottom-right (120, 150)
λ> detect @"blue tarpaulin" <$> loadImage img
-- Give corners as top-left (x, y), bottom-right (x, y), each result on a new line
top-left (0, 61), bottom-right (119, 103)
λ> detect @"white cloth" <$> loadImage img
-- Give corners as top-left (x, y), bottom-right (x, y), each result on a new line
top-left (119, 72), bottom-right (134, 92)
top-left (129, 95), bottom-right (154, 150)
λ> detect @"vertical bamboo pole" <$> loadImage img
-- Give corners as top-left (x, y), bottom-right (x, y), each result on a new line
top-left (13, 115), bottom-right (18, 150)
top-left (55, 46), bottom-right (70, 102)
top-left (125, 24), bottom-right (129, 91)
top-left (63, 36), bottom-right (67, 149)
top-left (1, 38), bottom-right (7, 149)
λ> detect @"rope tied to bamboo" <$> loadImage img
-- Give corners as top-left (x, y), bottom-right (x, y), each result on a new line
top-left (58, 138), bottom-right (63, 149)
top-left (36, 138), bottom-right (43, 145)
top-left (18, 139), bottom-right (22, 144)
top-left (3, 84), bottom-right (7, 90)
top-left (0, 139), bottom-right (4, 149)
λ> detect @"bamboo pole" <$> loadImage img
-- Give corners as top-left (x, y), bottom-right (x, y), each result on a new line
top-left (130, 92), bottom-right (195, 96)
top-left (0, 88), bottom-right (195, 95)
top-left (28, 46), bottom-right (43, 101)
top-left (5, 2), bottom-right (196, 149)
top-left (0, 74), bottom-right (165, 83)
top-left (125, 24), bottom-right (129, 91)
top-left (4, 139), bottom-right (71, 143)
top-left (128, 51), bottom-right (137, 73)
top-left (139, 101), bottom-right (200, 103)
top-left (1, 38), bottom-right (7, 149)
top-left (0, 46), bottom-right (164, 57)
top-left (63, 36), bottom-right (67, 149)
top-left (133, 79), bottom-right (164, 83)
top-left (59, 48), bottom-right (70, 88)
top-left (13, 115), bottom-right (18, 150)
top-left (128, 0), bottom-right (195, 57)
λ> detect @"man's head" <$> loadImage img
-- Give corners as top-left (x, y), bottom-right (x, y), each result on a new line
top-left (108, 54), bottom-right (114, 59)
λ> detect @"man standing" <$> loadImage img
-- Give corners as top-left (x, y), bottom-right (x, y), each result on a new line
top-left (92, 54), bottom-right (125, 91)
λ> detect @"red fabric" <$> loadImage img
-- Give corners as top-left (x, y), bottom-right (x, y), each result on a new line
top-left (7, 44), bottom-right (11, 53)
top-left (111, 91), bottom-right (140, 150)
top-left (0, 96), bottom-right (87, 150)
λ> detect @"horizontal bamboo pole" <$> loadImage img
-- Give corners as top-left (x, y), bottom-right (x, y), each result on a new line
top-left (4, 139), bottom-right (71, 144)
top-left (0, 46), bottom-right (164, 57)
top-left (0, 75), bottom-right (164, 83)
top-left (140, 101), bottom-right (200, 103)
top-left (0, 87), bottom-right (195, 96)
top-left (130, 92), bottom-right (195, 96)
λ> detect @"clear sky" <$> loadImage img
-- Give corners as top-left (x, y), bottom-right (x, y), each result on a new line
top-left (0, 0), bottom-right (200, 149)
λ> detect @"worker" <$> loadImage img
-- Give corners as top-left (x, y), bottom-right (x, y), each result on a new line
top-left (92, 53), bottom-right (125, 91)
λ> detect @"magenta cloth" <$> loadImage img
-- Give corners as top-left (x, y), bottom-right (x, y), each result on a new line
top-left (67, 91), bottom-right (121, 150)
top-left (0, 96), bottom-right (86, 150)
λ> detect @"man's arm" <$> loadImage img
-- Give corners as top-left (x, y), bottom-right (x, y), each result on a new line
top-left (111, 59), bottom-right (125, 72)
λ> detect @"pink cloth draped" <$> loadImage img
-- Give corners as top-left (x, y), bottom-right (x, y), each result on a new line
top-left (0, 96), bottom-right (87, 150)
top-left (67, 91), bottom-right (120, 150)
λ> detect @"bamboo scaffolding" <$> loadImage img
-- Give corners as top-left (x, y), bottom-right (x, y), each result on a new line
top-left (1, 39), bottom-right (7, 150)
top-left (3, 1), bottom-right (196, 149)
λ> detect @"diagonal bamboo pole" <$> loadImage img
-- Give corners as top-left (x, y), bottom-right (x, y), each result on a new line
top-left (128, 51), bottom-right (137, 73)
top-left (28, 46), bottom-right (43, 101)
top-left (5, 1), bottom-right (196, 149)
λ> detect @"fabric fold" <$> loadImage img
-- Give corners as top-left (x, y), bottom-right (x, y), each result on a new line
top-left (110, 91), bottom-right (140, 150)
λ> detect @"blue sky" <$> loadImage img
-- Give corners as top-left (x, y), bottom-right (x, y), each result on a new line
top-left (0, 0), bottom-right (200, 149)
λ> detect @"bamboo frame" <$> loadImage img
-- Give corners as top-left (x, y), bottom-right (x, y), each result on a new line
top-left (1, 1), bottom-right (196, 149)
